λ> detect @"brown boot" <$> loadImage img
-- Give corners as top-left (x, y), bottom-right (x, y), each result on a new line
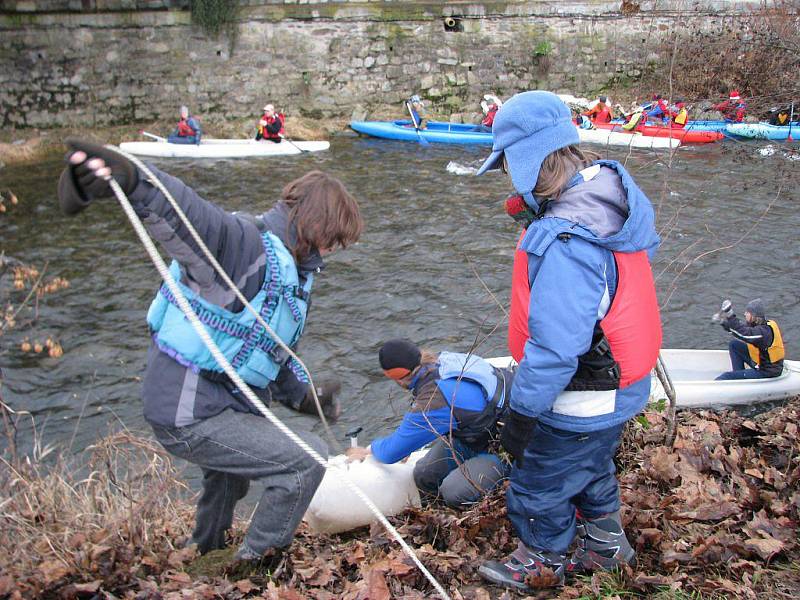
top-left (298, 378), bottom-right (342, 421)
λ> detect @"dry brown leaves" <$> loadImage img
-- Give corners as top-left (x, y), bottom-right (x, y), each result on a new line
top-left (2, 398), bottom-right (800, 598)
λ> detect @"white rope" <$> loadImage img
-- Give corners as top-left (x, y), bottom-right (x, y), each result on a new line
top-left (104, 165), bottom-right (452, 600)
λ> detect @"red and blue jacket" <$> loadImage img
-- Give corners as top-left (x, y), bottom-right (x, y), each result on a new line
top-left (508, 160), bottom-right (662, 433)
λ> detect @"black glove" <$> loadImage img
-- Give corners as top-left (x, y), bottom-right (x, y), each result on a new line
top-left (57, 137), bottom-right (139, 215)
top-left (500, 409), bottom-right (537, 467)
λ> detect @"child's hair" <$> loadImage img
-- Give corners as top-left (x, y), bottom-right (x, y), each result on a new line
top-left (281, 171), bottom-right (364, 260)
top-left (534, 145), bottom-right (599, 200)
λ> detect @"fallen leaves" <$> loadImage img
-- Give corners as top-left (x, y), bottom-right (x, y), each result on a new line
top-left (3, 398), bottom-right (800, 599)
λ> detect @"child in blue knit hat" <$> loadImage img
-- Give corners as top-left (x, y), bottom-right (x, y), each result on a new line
top-left (476, 91), bottom-right (663, 590)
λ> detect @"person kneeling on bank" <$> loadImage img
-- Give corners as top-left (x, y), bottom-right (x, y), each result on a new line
top-left (716, 298), bottom-right (784, 380)
top-left (345, 339), bottom-right (513, 509)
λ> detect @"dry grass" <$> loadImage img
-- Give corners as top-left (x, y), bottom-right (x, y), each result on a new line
top-left (0, 401), bottom-right (194, 597)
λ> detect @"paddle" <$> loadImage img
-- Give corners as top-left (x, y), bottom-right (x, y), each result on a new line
top-left (140, 130), bottom-right (166, 142)
top-left (279, 133), bottom-right (309, 154)
top-left (788, 102), bottom-right (794, 142)
top-left (405, 101), bottom-right (430, 146)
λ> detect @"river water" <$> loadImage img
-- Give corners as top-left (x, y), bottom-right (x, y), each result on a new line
top-left (1, 135), bottom-right (798, 468)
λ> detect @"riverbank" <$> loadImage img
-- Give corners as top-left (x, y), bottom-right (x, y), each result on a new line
top-left (2, 397), bottom-right (799, 599)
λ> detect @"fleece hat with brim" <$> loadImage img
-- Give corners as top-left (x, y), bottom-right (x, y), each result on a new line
top-left (476, 90), bottom-right (580, 196)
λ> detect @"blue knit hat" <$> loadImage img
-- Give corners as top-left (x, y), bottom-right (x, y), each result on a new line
top-left (476, 91), bottom-right (580, 197)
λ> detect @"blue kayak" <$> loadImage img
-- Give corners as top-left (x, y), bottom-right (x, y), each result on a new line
top-left (350, 120), bottom-right (492, 144)
top-left (725, 122), bottom-right (800, 141)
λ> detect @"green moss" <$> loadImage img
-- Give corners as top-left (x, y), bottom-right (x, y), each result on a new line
top-left (533, 40), bottom-right (553, 56)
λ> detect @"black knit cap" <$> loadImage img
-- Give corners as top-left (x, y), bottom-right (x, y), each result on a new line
top-left (379, 338), bottom-right (421, 379)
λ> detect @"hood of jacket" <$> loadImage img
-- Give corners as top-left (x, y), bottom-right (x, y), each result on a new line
top-left (520, 160), bottom-right (660, 258)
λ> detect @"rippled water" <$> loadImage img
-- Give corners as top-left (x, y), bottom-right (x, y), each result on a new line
top-left (1, 134), bottom-right (799, 465)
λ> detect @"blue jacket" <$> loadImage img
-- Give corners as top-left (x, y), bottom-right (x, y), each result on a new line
top-left (371, 352), bottom-right (507, 463)
top-left (512, 160), bottom-right (660, 432)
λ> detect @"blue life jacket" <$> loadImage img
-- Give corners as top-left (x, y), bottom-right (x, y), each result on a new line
top-left (412, 352), bottom-right (511, 451)
top-left (146, 232), bottom-right (313, 388)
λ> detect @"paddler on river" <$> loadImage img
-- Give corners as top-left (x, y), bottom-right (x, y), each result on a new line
top-left (715, 298), bottom-right (785, 380)
top-left (167, 105), bottom-right (203, 145)
top-left (56, 139), bottom-right (363, 566)
top-left (345, 339), bottom-right (513, 509)
top-left (255, 103), bottom-right (285, 143)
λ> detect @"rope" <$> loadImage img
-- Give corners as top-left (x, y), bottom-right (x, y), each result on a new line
top-left (104, 161), bottom-right (452, 600)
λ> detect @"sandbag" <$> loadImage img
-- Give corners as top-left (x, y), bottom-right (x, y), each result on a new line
top-left (303, 449), bottom-right (427, 534)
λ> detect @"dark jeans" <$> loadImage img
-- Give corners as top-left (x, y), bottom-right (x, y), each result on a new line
top-left (152, 408), bottom-right (326, 555)
top-left (413, 438), bottom-right (509, 509)
top-left (716, 339), bottom-right (774, 380)
top-left (507, 421), bottom-right (625, 554)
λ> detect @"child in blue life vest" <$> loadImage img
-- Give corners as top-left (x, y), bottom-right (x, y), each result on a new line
top-left (345, 339), bottom-right (514, 508)
top-left (168, 105), bottom-right (203, 145)
top-left (56, 138), bottom-right (363, 566)
top-left (475, 91), bottom-right (662, 591)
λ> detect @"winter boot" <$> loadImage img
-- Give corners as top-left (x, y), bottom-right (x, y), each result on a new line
top-left (298, 378), bottom-right (342, 421)
top-left (567, 510), bottom-right (636, 575)
top-left (478, 542), bottom-right (566, 590)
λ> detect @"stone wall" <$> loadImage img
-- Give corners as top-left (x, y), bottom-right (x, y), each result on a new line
top-left (0, 1), bottom-right (762, 128)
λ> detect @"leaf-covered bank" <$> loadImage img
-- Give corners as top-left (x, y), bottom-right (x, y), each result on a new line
top-left (2, 396), bottom-right (799, 599)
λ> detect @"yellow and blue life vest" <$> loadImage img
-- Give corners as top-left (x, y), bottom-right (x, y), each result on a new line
top-left (146, 232), bottom-right (312, 388)
top-left (747, 320), bottom-right (785, 368)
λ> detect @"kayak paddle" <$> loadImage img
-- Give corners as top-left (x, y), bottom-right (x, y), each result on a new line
top-left (279, 133), bottom-right (309, 154)
top-left (140, 130), bottom-right (167, 142)
top-left (405, 101), bottom-right (430, 146)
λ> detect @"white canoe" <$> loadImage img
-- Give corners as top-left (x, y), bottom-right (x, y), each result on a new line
top-left (486, 349), bottom-right (800, 410)
top-left (577, 127), bottom-right (680, 149)
top-left (118, 139), bottom-right (330, 158)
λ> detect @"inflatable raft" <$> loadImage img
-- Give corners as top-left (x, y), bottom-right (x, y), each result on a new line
top-left (118, 138), bottom-right (330, 158)
top-left (594, 122), bottom-right (724, 144)
top-left (350, 120), bottom-right (679, 149)
top-left (725, 122), bottom-right (800, 141)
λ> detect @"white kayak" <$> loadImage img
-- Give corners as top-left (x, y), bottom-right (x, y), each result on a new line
top-left (577, 127), bottom-right (680, 149)
top-left (118, 138), bottom-right (330, 158)
top-left (487, 349), bottom-right (800, 410)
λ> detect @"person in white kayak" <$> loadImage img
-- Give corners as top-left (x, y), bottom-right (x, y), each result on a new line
top-left (715, 298), bottom-right (785, 380)
top-left (167, 105), bottom-right (202, 145)
top-left (255, 104), bottom-right (286, 143)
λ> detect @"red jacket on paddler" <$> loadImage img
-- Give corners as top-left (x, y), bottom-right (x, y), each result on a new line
top-left (177, 119), bottom-right (198, 137)
top-left (583, 97), bottom-right (613, 123)
top-left (256, 107), bottom-right (285, 142)
top-left (482, 104), bottom-right (500, 127)
top-left (714, 91), bottom-right (747, 123)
